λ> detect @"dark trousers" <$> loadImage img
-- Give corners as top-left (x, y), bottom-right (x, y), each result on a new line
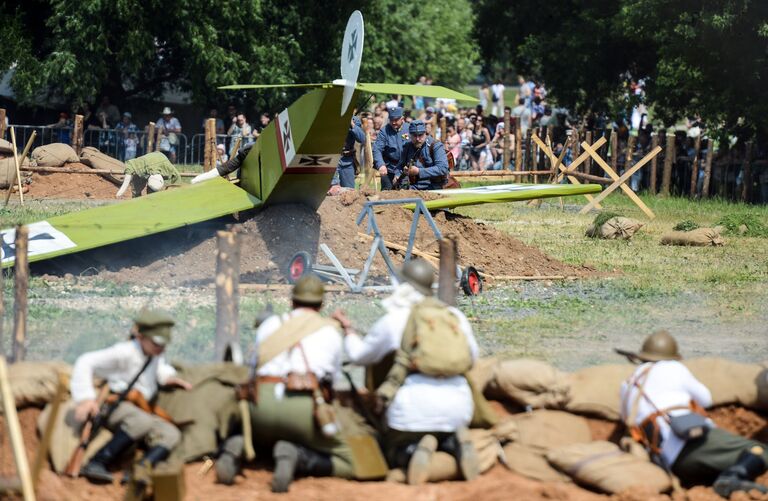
top-left (380, 173), bottom-right (396, 190)
top-left (337, 162), bottom-right (356, 188)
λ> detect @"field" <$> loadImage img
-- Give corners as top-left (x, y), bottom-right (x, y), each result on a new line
top-left (1, 191), bottom-right (766, 370)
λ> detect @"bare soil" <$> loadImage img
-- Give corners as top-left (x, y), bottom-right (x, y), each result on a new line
top-left (25, 164), bottom-right (119, 200)
top-left (2, 405), bottom-right (767, 500)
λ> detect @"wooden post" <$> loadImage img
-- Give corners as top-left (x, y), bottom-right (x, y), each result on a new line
top-left (514, 119), bottom-right (522, 172)
top-left (147, 122), bottom-right (156, 153)
top-left (741, 141), bottom-right (753, 202)
top-left (12, 225), bottom-right (28, 363)
top-left (702, 137), bottom-right (715, 198)
top-left (585, 130), bottom-right (593, 174)
top-left (204, 118), bottom-right (215, 172)
top-left (363, 120), bottom-right (376, 190)
top-left (661, 132), bottom-right (675, 196)
top-left (649, 133), bottom-right (659, 195)
top-left (0, 108), bottom-right (6, 140)
top-left (572, 128), bottom-right (581, 172)
top-left (503, 109), bottom-right (511, 170)
top-left (439, 117), bottom-right (446, 143)
top-left (609, 130), bottom-right (618, 174)
top-left (689, 134), bottom-right (701, 197)
top-left (437, 236), bottom-right (457, 307)
top-left (625, 135), bottom-right (636, 169)
top-left (10, 128), bottom-right (24, 206)
top-left (0, 357), bottom-right (36, 501)
top-left (215, 230), bottom-right (240, 361)
top-left (154, 127), bottom-right (162, 153)
top-left (72, 114), bottom-right (84, 155)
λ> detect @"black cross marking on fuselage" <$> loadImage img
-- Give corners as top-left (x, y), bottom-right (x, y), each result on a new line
top-left (0, 232), bottom-right (56, 261)
top-left (282, 122), bottom-right (292, 153)
top-left (348, 30), bottom-right (357, 63)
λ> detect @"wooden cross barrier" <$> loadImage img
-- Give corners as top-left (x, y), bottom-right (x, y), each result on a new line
top-left (531, 133), bottom-right (605, 209)
top-left (579, 141), bottom-right (660, 219)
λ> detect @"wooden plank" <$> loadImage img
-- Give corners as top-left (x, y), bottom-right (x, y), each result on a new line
top-left (214, 230), bottom-right (241, 362)
top-left (0, 356), bottom-right (36, 501)
top-left (702, 137), bottom-right (714, 198)
top-left (690, 134), bottom-right (701, 197)
top-left (649, 133), bottom-right (659, 195)
top-left (661, 132), bottom-right (675, 196)
top-left (33, 372), bottom-right (67, 486)
top-left (579, 145), bottom-right (660, 218)
top-left (12, 225), bottom-right (28, 362)
top-left (532, 134), bottom-right (602, 208)
top-left (609, 130), bottom-right (618, 174)
top-left (204, 118), bottom-right (215, 172)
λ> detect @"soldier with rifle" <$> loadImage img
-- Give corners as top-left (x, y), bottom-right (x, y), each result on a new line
top-left (68, 308), bottom-right (191, 484)
top-left (394, 120), bottom-right (450, 190)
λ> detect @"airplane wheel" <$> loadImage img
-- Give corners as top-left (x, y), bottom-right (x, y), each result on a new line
top-left (460, 266), bottom-right (483, 296)
top-left (287, 251), bottom-right (313, 284)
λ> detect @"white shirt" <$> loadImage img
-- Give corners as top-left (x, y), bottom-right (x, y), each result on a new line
top-left (256, 309), bottom-right (342, 381)
top-left (620, 360), bottom-right (713, 468)
top-left (344, 284), bottom-right (479, 432)
top-left (70, 339), bottom-right (177, 403)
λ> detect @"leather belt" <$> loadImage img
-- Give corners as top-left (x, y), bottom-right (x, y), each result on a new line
top-left (257, 376), bottom-right (285, 384)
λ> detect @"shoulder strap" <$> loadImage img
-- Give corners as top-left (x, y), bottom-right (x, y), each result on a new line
top-left (624, 364), bottom-right (655, 427)
top-left (257, 312), bottom-right (338, 368)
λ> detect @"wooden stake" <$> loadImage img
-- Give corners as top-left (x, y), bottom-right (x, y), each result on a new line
top-left (626, 135), bottom-right (636, 170)
top-left (0, 356), bottom-right (36, 501)
top-left (690, 134), bottom-right (701, 197)
top-left (72, 114), bottom-right (84, 155)
top-left (503, 109), bottom-right (511, 170)
top-left (649, 133), bottom-right (659, 195)
top-left (154, 127), bottom-right (162, 153)
top-left (203, 118), bottom-right (214, 172)
top-left (10, 128), bottom-right (24, 205)
top-left (147, 122), bottom-right (156, 153)
top-left (12, 225), bottom-right (28, 363)
top-left (702, 137), bottom-right (714, 198)
top-left (661, 132), bottom-right (675, 196)
top-left (4, 131), bottom-right (36, 207)
top-left (0, 108), bottom-right (6, 140)
top-left (609, 130), bottom-right (618, 174)
top-left (584, 130), bottom-right (593, 174)
top-left (33, 372), bottom-right (67, 486)
top-left (741, 141), bottom-right (753, 202)
top-left (215, 230), bottom-right (241, 361)
top-left (438, 236), bottom-right (457, 306)
top-left (572, 129), bottom-right (582, 172)
top-left (514, 119), bottom-right (522, 172)
top-left (363, 120), bottom-right (376, 191)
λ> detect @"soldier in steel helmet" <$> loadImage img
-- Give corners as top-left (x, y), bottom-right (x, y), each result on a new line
top-left (216, 274), bottom-right (355, 493)
top-left (70, 308), bottom-right (192, 483)
top-left (618, 330), bottom-right (768, 498)
top-left (335, 259), bottom-right (480, 485)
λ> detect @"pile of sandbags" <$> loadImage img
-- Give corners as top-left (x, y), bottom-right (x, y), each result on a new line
top-left (661, 227), bottom-right (725, 246)
top-left (30, 143), bottom-right (79, 167)
top-left (4, 361), bottom-right (71, 409)
top-left (485, 359), bottom-right (571, 409)
top-left (79, 146), bottom-right (126, 185)
top-left (563, 364), bottom-right (635, 420)
top-left (586, 216), bottom-right (644, 240)
top-left (0, 138), bottom-right (31, 188)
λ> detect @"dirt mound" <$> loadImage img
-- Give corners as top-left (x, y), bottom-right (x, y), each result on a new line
top-left (26, 163), bottom-right (118, 200)
top-left (33, 190), bottom-right (592, 286)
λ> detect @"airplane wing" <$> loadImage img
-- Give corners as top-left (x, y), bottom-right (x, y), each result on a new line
top-left (218, 83), bottom-right (332, 90)
top-left (355, 83), bottom-right (478, 102)
top-left (403, 183), bottom-right (602, 210)
top-left (1, 178), bottom-right (261, 267)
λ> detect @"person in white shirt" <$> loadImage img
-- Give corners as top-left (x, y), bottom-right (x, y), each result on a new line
top-left (490, 80), bottom-right (505, 116)
top-left (71, 309), bottom-right (191, 484)
top-left (618, 330), bottom-right (768, 499)
top-left (338, 259), bottom-right (480, 485)
top-left (216, 275), bottom-right (354, 493)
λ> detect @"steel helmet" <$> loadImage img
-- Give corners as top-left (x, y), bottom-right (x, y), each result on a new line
top-left (400, 259), bottom-right (434, 296)
top-left (636, 330), bottom-right (681, 362)
top-left (292, 274), bottom-right (325, 305)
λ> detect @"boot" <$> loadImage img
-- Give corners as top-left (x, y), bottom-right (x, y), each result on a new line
top-left (127, 446), bottom-right (171, 499)
top-left (215, 435), bottom-right (244, 485)
top-left (441, 428), bottom-right (480, 481)
top-left (713, 447), bottom-right (768, 499)
top-left (80, 429), bottom-right (135, 484)
top-left (271, 441), bottom-right (333, 493)
top-left (407, 434), bottom-right (438, 486)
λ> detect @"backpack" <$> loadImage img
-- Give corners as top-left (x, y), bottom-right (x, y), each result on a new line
top-left (401, 297), bottom-right (473, 376)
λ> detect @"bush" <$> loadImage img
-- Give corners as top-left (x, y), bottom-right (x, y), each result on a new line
top-left (591, 211), bottom-right (622, 228)
top-left (716, 212), bottom-right (768, 238)
top-left (673, 220), bottom-right (700, 232)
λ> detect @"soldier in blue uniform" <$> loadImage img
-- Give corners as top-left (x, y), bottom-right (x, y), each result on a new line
top-left (373, 107), bottom-right (409, 190)
top-left (395, 120), bottom-right (449, 191)
top-left (336, 116), bottom-right (367, 188)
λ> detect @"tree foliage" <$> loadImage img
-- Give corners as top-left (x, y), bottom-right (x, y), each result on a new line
top-left (1, 0), bottom-right (477, 111)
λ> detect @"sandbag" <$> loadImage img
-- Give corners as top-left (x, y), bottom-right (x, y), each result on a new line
top-left (661, 227), bottom-right (724, 246)
top-left (80, 146), bottom-right (126, 185)
top-left (546, 440), bottom-right (672, 494)
top-left (563, 364), bottom-right (635, 420)
top-left (684, 358), bottom-right (768, 410)
top-left (586, 217), bottom-right (644, 240)
top-left (0, 156), bottom-right (31, 189)
top-left (31, 143), bottom-right (80, 167)
top-left (466, 356), bottom-right (499, 391)
top-left (502, 443), bottom-right (572, 482)
top-left (37, 399), bottom-right (112, 474)
top-left (506, 410), bottom-right (593, 451)
top-left (486, 359), bottom-right (570, 408)
top-left (4, 361), bottom-right (71, 409)
top-left (468, 428), bottom-right (503, 473)
top-left (0, 138), bottom-right (14, 155)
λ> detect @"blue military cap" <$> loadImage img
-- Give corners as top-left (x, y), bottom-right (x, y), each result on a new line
top-left (409, 120), bottom-right (426, 134)
top-left (352, 116), bottom-right (362, 127)
top-left (389, 107), bottom-right (404, 119)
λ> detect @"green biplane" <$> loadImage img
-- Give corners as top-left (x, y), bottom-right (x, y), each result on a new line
top-left (0, 11), bottom-right (600, 267)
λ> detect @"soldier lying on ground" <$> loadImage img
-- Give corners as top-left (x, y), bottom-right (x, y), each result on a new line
top-left (70, 308), bottom-right (192, 484)
top-left (618, 330), bottom-right (768, 499)
top-left (335, 259), bottom-right (481, 485)
top-left (116, 151), bottom-right (181, 198)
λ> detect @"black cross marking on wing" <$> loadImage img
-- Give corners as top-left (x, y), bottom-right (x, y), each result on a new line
top-left (0, 232), bottom-right (56, 261)
top-left (348, 30), bottom-right (357, 63)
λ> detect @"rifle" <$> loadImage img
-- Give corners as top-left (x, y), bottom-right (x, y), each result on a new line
top-left (614, 348), bottom-right (643, 364)
top-left (341, 369), bottom-right (384, 436)
top-left (64, 355), bottom-right (154, 477)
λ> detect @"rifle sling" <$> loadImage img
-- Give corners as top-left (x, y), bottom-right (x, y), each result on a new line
top-left (257, 312), bottom-right (338, 369)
